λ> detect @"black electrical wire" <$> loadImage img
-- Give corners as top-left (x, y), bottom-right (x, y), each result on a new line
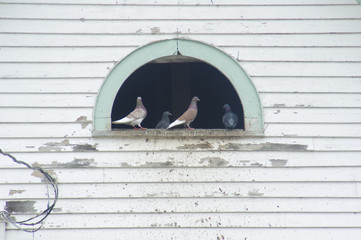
top-left (0, 148), bottom-right (59, 233)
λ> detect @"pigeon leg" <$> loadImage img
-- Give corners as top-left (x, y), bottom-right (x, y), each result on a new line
top-left (133, 126), bottom-right (138, 130)
top-left (139, 125), bottom-right (147, 130)
top-left (186, 125), bottom-right (194, 130)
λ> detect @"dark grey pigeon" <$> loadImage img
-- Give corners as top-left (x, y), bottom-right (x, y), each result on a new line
top-left (155, 111), bottom-right (172, 129)
top-left (222, 104), bottom-right (238, 129)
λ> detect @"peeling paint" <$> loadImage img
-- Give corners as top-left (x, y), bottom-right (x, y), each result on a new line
top-left (72, 143), bottom-right (98, 152)
top-left (141, 161), bottom-right (175, 168)
top-left (32, 169), bottom-right (56, 182)
top-left (177, 142), bottom-right (213, 150)
top-left (9, 189), bottom-right (26, 196)
top-left (32, 158), bottom-right (95, 168)
top-left (248, 189), bottom-right (264, 197)
top-left (151, 27), bottom-right (160, 34)
top-left (5, 201), bottom-right (36, 213)
top-left (269, 159), bottom-right (288, 167)
top-left (199, 157), bottom-right (229, 167)
top-left (218, 142), bottom-right (308, 151)
top-left (76, 116), bottom-right (90, 129)
top-left (39, 139), bottom-right (98, 152)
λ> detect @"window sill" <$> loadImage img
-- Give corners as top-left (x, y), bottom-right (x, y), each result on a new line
top-left (93, 129), bottom-right (264, 138)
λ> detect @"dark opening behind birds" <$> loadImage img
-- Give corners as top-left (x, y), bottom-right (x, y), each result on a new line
top-left (111, 61), bottom-right (244, 130)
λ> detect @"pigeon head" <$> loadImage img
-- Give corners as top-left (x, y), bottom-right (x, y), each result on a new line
top-left (223, 104), bottom-right (232, 112)
top-left (163, 111), bottom-right (172, 117)
top-left (189, 96), bottom-right (200, 109)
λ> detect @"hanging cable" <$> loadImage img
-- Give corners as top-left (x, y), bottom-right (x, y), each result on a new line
top-left (0, 148), bottom-right (59, 233)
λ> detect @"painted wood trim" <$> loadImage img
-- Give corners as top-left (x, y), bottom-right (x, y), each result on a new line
top-left (93, 38), bottom-right (264, 134)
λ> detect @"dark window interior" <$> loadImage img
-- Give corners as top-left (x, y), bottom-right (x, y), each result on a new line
top-left (111, 60), bottom-right (244, 130)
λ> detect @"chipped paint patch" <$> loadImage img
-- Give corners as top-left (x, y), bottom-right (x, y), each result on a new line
top-left (72, 143), bottom-right (98, 152)
top-left (76, 116), bottom-right (90, 129)
top-left (33, 158), bottom-right (95, 169)
top-left (151, 27), bottom-right (160, 34)
top-left (199, 157), bottom-right (229, 167)
top-left (248, 189), bottom-right (264, 197)
top-left (32, 169), bottom-right (57, 182)
top-left (141, 161), bottom-right (175, 168)
top-left (39, 139), bottom-right (98, 152)
top-left (270, 159), bottom-right (288, 167)
top-left (38, 139), bottom-right (71, 152)
top-left (9, 189), bottom-right (26, 196)
top-left (5, 201), bottom-right (36, 213)
top-left (177, 142), bottom-right (213, 150)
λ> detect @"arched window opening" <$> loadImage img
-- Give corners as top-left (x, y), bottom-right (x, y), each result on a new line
top-left (111, 60), bottom-right (244, 130)
top-left (94, 39), bottom-right (263, 136)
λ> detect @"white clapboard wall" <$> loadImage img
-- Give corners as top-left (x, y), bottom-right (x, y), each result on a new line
top-left (0, 0), bottom-right (361, 239)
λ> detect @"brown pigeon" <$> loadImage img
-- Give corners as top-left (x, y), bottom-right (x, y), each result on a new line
top-left (112, 96), bottom-right (147, 130)
top-left (167, 96), bottom-right (200, 130)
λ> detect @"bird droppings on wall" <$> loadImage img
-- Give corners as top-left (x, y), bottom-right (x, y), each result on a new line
top-left (5, 201), bottom-right (36, 214)
top-left (76, 116), bottom-right (90, 129)
top-left (218, 142), bottom-right (308, 151)
top-left (269, 159), bottom-right (288, 167)
top-left (199, 157), bottom-right (229, 167)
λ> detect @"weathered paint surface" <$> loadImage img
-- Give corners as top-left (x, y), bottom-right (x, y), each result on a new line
top-left (1, 1), bottom-right (361, 240)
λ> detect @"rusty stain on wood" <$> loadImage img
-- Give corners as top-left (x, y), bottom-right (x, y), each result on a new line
top-left (5, 200), bottom-right (36, 213)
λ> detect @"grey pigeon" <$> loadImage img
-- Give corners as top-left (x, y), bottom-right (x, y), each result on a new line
top-left (155, 111), bottom-right (172, 129)
top-left (112, 96), bottom-right (147, 130)
top-left (167, 96), bottom-right (200, 130)
top-left (222, 104), bottom-right (238, 129)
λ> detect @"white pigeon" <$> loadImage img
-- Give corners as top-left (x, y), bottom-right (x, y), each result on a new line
top-left (167, 96), bottom-right (200, 130)
top-left (112, 96), bottom-right (147, 130)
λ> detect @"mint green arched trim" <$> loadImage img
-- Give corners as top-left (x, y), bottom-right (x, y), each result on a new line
top-left (94, 38), bottom-right (263, 133)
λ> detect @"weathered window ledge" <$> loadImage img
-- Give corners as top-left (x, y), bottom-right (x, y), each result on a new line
top-left (93, 129), bottom-right (264, 138)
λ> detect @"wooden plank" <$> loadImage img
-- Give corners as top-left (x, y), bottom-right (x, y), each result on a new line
top-left (243, 62), bottom-right (361, 77)
top-left (0, 123), bottom-right (93, 138)
top-left (5, 212), bottom-right (361, 229)
top-left (1, 19), bottom-right (360, 34)
top-left (2, 151), bottom-right (361, 168)
top-left (3, 198), bottom-right (361, 214)
top-left (1, 182), bottom-right (359, 199)
top-left (0, 107), bottom-right (93, 123)
top-left (0, 137), bottom-right (360, 152)
top-left (0, 79), bottom-right (102, 93)
top-left (264, 123), bottom-right (361, 137)
top-left (1, 167), bottom-right (361, 183)
top-left (254, 77), bottom-right (361, 93)
top-left (0, 122), bottom-right (359, 138)
top-left (6, 228), bottom-right (361, 240)
top-left (264, 108), bottom-right (361, 123)
top-left (0, 62), bottom-right (112, 78)
top-left (0, 0), bottom-right (357, 5)
top-left (2, 47), bottom-right (361, 62)
top-left (260, 93), bottom-right (361, 108)
top-left (0, 93), bottom-right (96, 107)
top-left (1, 62), bottom-right (361, 78)
top-left (1, 33), bottom-right (361, 47)
top-left (1, 5), bottom-right (361, 20)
